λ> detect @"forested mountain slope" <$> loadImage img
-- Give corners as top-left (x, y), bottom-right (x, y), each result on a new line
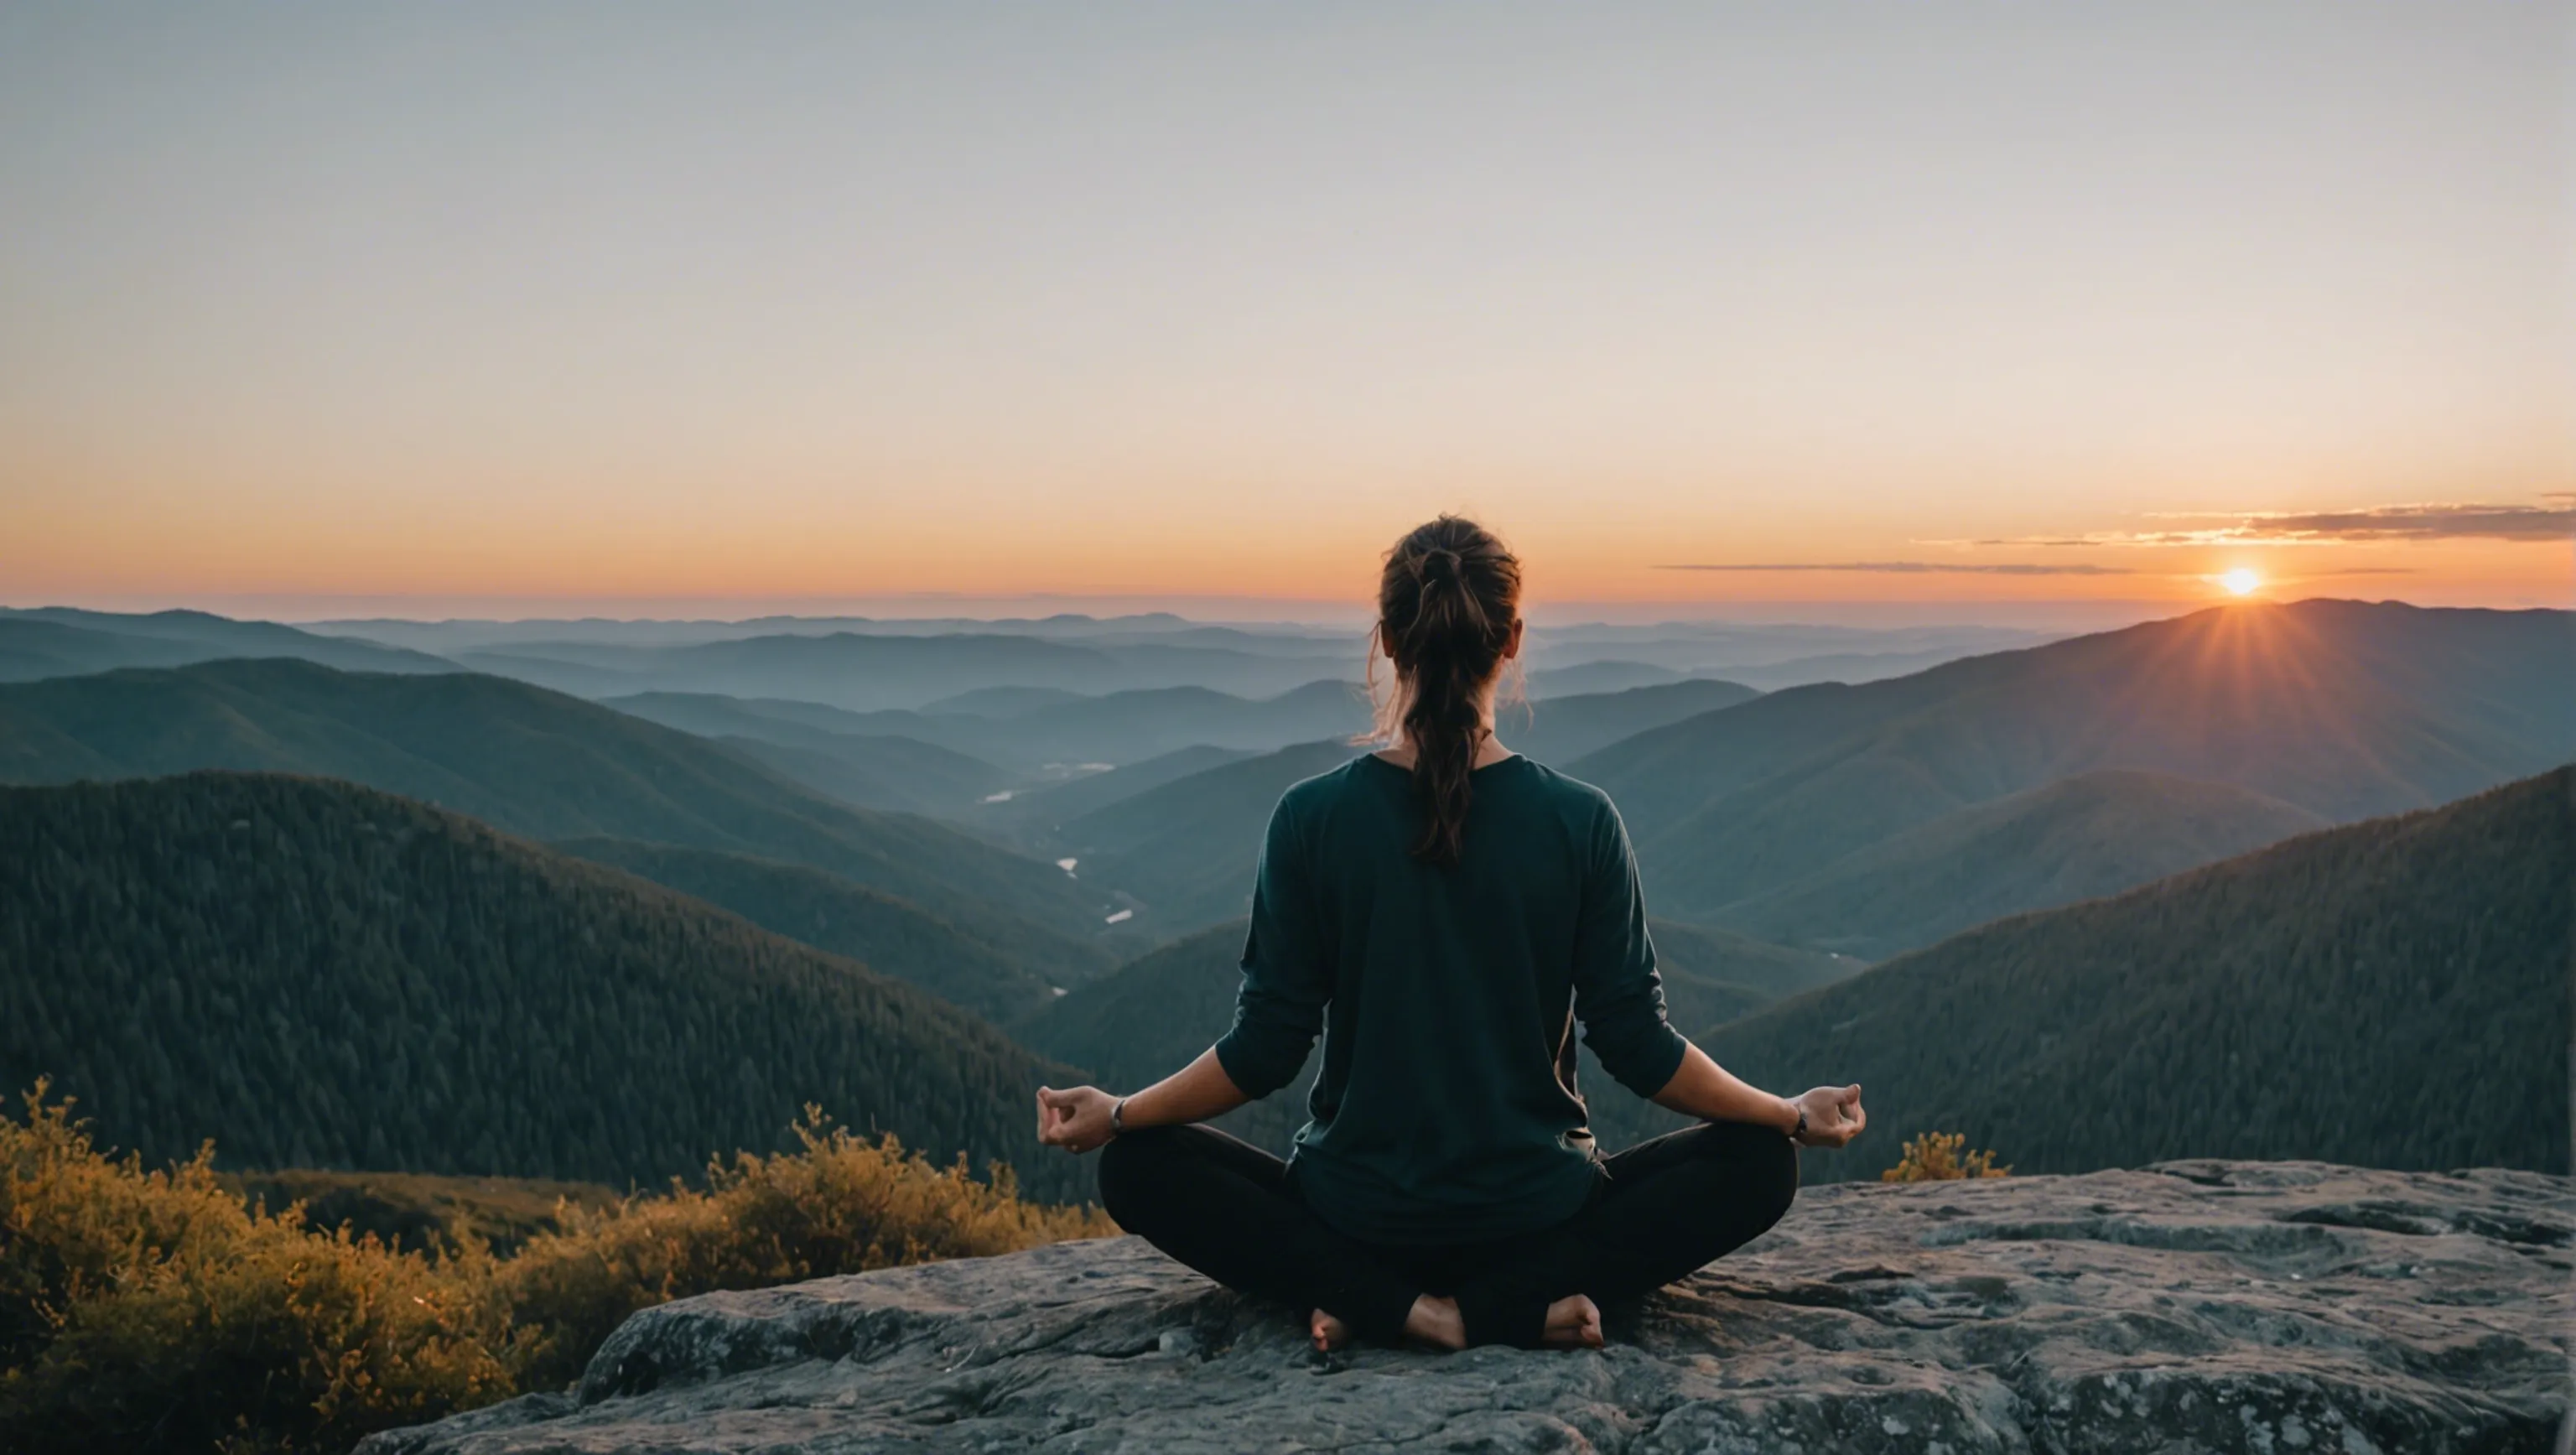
top-left (709, 730), bottom-right (1020, 818)
top-left (1710, 770), bottom-right (2329, 959)
top-left (0, 773), bottom-right (1093, 1203)
top-left (1700, 767), bottom-right (2574, 1182)
top-left (976, 680), bottom-right (1368, 765)
top-left (0, 659), bottom-right (1124, 972)
top-left (1643, 918), bottom-right (1866, 999)
top-left (1571, 600), bottom-right (2573, 920)
top-left (975, 745), bottom-right (1260, 837)
top-left (1045, 740), bottom-right (1363, 935)
top-left (551, 838), bottom-right (1074, 1020)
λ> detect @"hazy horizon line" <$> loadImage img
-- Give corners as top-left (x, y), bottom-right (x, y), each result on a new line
top-left (9, 589), bottom-right (2546, 635)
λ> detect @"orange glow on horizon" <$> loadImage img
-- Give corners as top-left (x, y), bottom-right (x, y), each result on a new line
top-left (7, 495), bottom-right (2563, 621)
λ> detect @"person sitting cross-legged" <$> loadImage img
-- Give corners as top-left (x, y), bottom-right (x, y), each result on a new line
top-left (1037, 515), bottom-right (1867, 1352)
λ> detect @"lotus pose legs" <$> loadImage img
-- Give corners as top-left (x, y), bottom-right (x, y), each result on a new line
top-left (1045, 1068), bottom-right (1861, 1348)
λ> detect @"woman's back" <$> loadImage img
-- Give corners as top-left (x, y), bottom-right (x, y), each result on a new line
top-left (1214, 751), bottom-right (1687, 1244)
top-left (1040, 514), bottom-right (1859, 1353)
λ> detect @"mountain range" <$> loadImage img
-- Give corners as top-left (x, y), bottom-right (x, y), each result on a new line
top-left (0, 607), bottom-right (450, 681)
top-left (1706, 769), bottom-right (2330, 959)
top-left (606, 680), bottom-right (1368, 775)
top-left (549, 838), bottom-right (1067, 1025)
top-left (4, 597), bottom-right (2567, 1202)
top-left (449, 631), bottom-right (1357, 712)
top-left (1695, 766), bottom-right (2573, 1180)
top-left (0, 659), bottom-right (1128, 980)
top-left (1571, 600), bottom-right (2574, 928)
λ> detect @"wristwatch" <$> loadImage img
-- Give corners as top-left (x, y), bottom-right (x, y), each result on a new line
top-left (1109, 1096), bottom-right (1129, 1141)
top-left (1788, 1102), bottom-right (1808, 1145)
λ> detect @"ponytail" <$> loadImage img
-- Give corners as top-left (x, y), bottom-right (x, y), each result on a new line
top-left (1371, 517), bottom-right (1523, 865)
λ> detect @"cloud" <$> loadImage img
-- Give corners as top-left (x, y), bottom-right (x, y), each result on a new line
top-left (1655, 561), bottom-right (2134, 576)
top-left (1967, 500), bottom-right (2573, 548)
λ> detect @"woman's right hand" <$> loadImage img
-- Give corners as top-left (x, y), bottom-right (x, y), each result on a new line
top-left (1036, 1084), bottom-right (1120, 1154)
top-left (1792, 1084), bottom-right (1867, 1147)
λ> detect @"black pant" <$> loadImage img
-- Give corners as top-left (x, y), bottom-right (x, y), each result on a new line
top-left (1095, 1119), bottom-right (1798, 1349)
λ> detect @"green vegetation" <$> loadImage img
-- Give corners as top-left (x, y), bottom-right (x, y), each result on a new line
top-left (1881, 1132), bottom-right (2010, 1183)
top-left (1711, 770), bottom-right (2327, 959)
top-left (553, 836), bottom-right (1075, 1018)
top-left (534, 687), bottom-right (1024, 816)
top-left (715, 730), bottom-right (1021, 818)
top-left (978, 744), bottom-right (1261, 834)
top-left (0, 1089), bottom-right (1108, 1455)
top-left (1050, 740), bottom-right (1362, 935)
top-left (0, 657), bottom-right (1123, 972)
top-left (216, 1170), bottom-right (621, 1257)
top-left (1644, 919), bottom-right (1858, 1000)
top-left (1701, 768), bottom-right (2575, 1182)
top-left (0, 773), bottom-right (1098, 1203)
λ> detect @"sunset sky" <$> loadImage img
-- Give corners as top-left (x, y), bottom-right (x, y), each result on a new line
top-left (3, 4), bottom-right (2567, 624)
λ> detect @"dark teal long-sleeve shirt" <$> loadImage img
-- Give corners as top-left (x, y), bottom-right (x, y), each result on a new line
top-left (1212, 753), bottom-right (1690, 1245)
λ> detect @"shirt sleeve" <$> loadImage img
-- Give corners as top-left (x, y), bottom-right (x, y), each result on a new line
top-left (1213, 795), bottom-right (1332, 1099)
top-left (1572, 798), bottom-right (1690, 1098)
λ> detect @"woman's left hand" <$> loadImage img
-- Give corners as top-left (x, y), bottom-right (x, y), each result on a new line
top-left (1036, 1084), bottom-right (1119, 1153)
top-left (1791, 1083), bottom-right (1867, 1147)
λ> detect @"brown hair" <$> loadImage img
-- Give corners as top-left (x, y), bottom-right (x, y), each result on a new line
top-left (1370, 516), bottom-right (1523, 865)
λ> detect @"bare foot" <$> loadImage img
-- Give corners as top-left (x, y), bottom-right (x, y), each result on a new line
top-left (1309, 1308), bottom-right (1352, 1352)
top-left (1540, 1294), bottom-right (1603, 1349)
top-left (1401, 1293), bottom-right (1466, 1351)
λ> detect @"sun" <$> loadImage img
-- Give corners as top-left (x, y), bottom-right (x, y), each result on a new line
top-left (2220, 568), bottom-right (2262, 596)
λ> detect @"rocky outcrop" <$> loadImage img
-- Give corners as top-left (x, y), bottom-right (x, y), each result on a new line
top-left (361, 1161), bottom-right (2568, 1454)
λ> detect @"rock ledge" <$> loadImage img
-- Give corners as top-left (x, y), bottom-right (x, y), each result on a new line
top-left (362, 1161), bottom-right (2569, 1454)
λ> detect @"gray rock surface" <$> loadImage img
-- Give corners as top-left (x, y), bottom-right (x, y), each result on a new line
top-left (361, 1161), bottom-right (2569, 1454)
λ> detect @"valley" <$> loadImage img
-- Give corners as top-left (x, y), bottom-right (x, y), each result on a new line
top-left (2, 597), bottom-right (2566, 1208)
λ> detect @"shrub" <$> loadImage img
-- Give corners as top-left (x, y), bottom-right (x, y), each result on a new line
top-left (498, 1109), bottom-right (1112, 1389)
top-left (0, 1087), bottom-right (1110, 1453)
top-left (1880, 1131), bottom-right (2010, 1183)
top-left (0, 1084), bottom-right (523, 1454)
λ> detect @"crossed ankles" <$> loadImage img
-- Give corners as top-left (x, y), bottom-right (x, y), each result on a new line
top-left (1311, 1292), bottom-right (1600, 1353)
